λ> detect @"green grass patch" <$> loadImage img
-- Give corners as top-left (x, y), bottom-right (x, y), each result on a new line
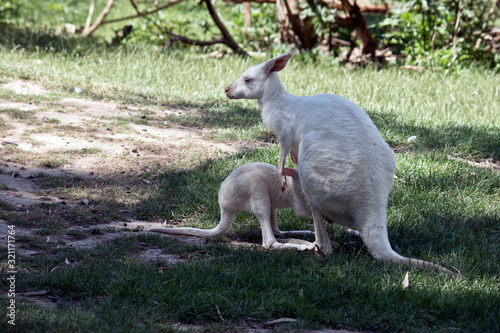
top-left (1, 235), bottom-right (499, 332)
top-left (0, 108), bottom-right (34, 120)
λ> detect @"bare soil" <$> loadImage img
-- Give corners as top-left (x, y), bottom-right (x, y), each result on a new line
top-left (0, 78), bottom-right (269, 261)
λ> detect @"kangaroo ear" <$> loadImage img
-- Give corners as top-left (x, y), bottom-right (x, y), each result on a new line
top-left (284, 167), bottom-right (299, 179)
top-left (264, 49), bottom-right (295, 73)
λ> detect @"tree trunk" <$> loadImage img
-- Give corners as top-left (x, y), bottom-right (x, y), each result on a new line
top-left (335, 0), bottom-right (376, 58)
top-left (276, 0), bottom-right (316, 50)
top-left (243, 2), bottom-right (251, 27)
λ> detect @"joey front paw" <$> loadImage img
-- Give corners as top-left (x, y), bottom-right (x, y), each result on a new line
top-left (280, 176), bottom-right (287, 192)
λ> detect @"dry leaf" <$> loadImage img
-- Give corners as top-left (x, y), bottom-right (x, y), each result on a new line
top-left (402, 271), bottom-right (410, 289)
top-left (215, 304), bottom-right (226, 322)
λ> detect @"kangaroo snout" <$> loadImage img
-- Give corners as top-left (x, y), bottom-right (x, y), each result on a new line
top-left (225, 85), bottom-right (232, 98)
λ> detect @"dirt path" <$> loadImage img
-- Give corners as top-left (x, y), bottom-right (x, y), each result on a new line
top-left (0, 78), bottom-right (269, 258)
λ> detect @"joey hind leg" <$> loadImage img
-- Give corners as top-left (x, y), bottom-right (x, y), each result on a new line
top-left (275, 238), bottom-right (316, 251)
top-left (270, 209), bottom-right (281, 236)
top-left (259, 209), bottom-right (315, 251)
top-left (252, 200), bottom-right (286, 249)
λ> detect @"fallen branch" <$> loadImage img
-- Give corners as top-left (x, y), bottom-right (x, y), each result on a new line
top-left (400, 65), bottom-right (442, 72)
top-left (165, 32), bottom-right (228, 47)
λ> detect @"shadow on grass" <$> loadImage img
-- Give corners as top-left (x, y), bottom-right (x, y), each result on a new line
top-left (135, 146), bottom-right (281, 222)
top-left (1, 138), bottom-right (499, 332)
top-left (0, 24), bottom-right (110, 55)
top-left (132, 146), bottom-right (499, 274)
top-left (164, 100), bottom-right (263, 129)
top-left (4, 232), bottom-right (499, 333)
top-left (369, 110), bottom-right (500, 160)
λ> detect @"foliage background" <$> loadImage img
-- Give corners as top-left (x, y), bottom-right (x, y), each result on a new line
top-left (2, 0), bottom-right (499, 70)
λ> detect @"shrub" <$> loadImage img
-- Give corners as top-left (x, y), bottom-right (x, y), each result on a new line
top-left (0, 0), bottom-right (20, 23)
top-left (380, 0), bottom-right (500, 70)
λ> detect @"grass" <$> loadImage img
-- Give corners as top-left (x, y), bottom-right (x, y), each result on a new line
top-left (0, 14), bottom-right (500, 333)
top-left (2, 234), bottom-right (499, 332)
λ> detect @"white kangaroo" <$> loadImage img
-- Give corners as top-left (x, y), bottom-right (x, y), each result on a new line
top-left (151, 162), bottom-right (315, 251)
top-left (225, 50), bottom-right (456, 276)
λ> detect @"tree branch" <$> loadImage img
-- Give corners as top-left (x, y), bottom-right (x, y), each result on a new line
top-left (82, 0), bottom-right (116, 37)
top-left (448, 0), bottom-right (461, 67)
top-left (100, 0), bottom-right (186, 26)
top-left (129, 0), bottom-right (141, 15)
top-left (162, 0), bottom-right (248, 55)
top-left (204, 0), bottom-right (247, 56)
top-left (83, 0), bottom-right (96, 34)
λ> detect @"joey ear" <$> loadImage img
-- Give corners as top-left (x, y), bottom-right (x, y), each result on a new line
top-left (284, 167), bottom-right (299, 179)
top-left (264, 49), bottom-right (295, 73)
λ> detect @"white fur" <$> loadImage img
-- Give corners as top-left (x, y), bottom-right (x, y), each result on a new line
top-left (151, 162), bottom-right (315, 251)
top-left (225, 51), bottom-right (456, 276)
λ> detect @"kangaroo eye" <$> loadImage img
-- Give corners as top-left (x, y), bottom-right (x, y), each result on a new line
top-left (243, 77), bottom-right (253, 84)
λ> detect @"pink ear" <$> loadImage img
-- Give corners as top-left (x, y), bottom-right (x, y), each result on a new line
top-left (284, 167), bottom-right (299, 179)
top-left (266, 50), bottom-right (295, 73)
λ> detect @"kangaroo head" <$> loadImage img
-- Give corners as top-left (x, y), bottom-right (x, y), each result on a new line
top-left (225, 50), bottom-right (295, 100)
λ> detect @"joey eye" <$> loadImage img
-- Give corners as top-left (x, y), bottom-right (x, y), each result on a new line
top-left (243, 77), bottom-right (253, 84)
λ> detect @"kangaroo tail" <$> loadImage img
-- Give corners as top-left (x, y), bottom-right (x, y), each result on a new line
top-left (358, 211), bottom-right (458, 277)
top-left (389, 253), bottom-right (458, 277)
top-left (150, 210), bottom-right (234, 238)
top-left (363, 229), bottom-right (458, 277)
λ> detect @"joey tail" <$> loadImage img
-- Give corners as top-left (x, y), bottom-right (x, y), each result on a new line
top-left (150, 211), bottom-right (234, 238)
